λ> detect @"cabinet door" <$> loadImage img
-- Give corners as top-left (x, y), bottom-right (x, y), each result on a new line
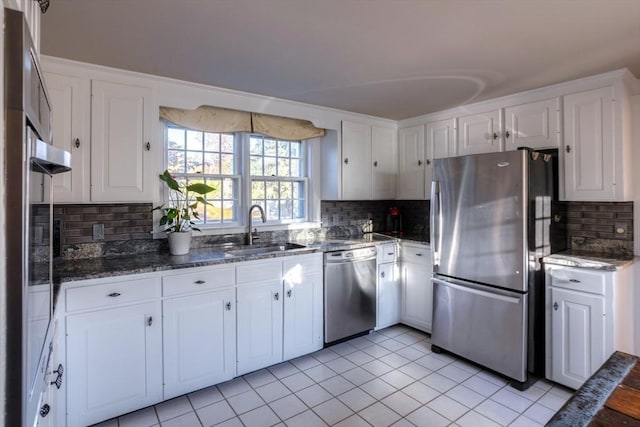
top-left (563, 87), bottom-right (615, 201)
top-left (341, 121), bottom-right (372, 200)
top-left (45, 72), bottom-right (90, 202)
top-left (504, 98), bottom-right (560, 151)
top-left (550, 287), bottom-right (605, 389)
top-left (425, 119), bottom-right (455, 194)
top-left (66, 302), bottom-right (162, 427)
top-left (457, 110), bottom-right (500, 156)
top-left (91, 80), bottom-right (154, 202)
top-left (371, 126), bottom-right (397, 199)
top-left (237, 281), bottom-right (283, 375)
top-left (397, 125), bottom-right (425, 200)
top-left (400, 257), bottom-right (433, 333)
top-left (163, 289), bottom-right (236, 399)
top-left (283, 272), bottom-right (323, 360)
top-left (377, 262), bottom-right (400, 329)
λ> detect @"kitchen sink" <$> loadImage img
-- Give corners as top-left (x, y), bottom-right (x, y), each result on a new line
top-left (227, 242), bottom-right (307, 256)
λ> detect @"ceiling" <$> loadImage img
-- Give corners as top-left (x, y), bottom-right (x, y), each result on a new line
top-left (40, 0), bottom-right (640, 120)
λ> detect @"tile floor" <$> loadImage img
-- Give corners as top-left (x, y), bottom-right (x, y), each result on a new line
top-left (92, 325), bottom-right (572, 427)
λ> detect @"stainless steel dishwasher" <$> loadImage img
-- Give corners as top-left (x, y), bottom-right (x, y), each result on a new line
top-left (324, 246), bottom-right (377, 344)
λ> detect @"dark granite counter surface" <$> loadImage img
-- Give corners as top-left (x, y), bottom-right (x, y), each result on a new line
top-left (543, 251), bottom-right (637, 271)
top-left (548, 351), bottom-right (638, 426)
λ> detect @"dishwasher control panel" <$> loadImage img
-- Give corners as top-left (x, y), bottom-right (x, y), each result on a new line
top-left (325, 246), bottom-right (377, 262)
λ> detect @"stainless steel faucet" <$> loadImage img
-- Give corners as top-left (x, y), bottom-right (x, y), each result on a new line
top-left (248, 204), bottom-right (266, 245)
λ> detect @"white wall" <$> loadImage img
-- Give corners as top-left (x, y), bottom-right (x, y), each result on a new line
top-left (632, 94), bottom-right (640, 355)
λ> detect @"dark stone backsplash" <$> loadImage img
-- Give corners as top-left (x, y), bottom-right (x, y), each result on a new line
top-left (54, 200), bottom-right (633, 260)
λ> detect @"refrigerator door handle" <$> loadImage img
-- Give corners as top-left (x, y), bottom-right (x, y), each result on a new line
top-left (430, 180), bottom-right (441, 267)
top-left (432, 277), bottom-right (522, 303)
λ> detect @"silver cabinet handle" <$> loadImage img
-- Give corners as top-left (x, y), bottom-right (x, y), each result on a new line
top-left (553, 302), bottom-right (559, 311)
top-left (74, 138), bottom-right (80, 148)
top-left (287, 289), bottom-right (292, 298)
top-left (426, 159), bottom-right (431, 165)
top-left (387, 252), bottom-right (394, 256)
top-left (418, 160), bottom-right (423, 166)
top-left (225, 302), bottom-right (231, 311)
top-left (569, 279), bottom-right (580, 283)
top-left (107, 292), bottom-right (121, 297)
top-left (416, 253), bottom-right (423, 257)
top-left (505, 130), bottom-right (511, 138)
top-left (147, 316), bottom-right (153, 326)
top-left (145, 142), bottom-right (151, 151)
top-left (274, 292), bottom-right (280, 301)
top-left (493, 132), bottom-right (498, 140)
top-left (344, 158), bottom-right (349, 164)
top-left (381, 271), bottom-right (385, 278)
top-left (566, 145), bottom-right (571, 153)
top-left (194, 280), bottom-right (206, 284)
top-left (373, 160), bottom-right (378, 167)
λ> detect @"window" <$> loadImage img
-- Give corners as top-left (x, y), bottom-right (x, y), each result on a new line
top-left (166, 126), bottom-right (240, 225)
top-left (164, 126), bottom-right (309, 229)
top-left (249, 135), bottom-right (306, 222)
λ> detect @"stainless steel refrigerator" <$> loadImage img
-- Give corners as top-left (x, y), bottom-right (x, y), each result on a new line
top-left (430, 149), bottom-right (555, 390)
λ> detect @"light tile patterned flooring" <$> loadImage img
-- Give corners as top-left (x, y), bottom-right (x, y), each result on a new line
top-left (93, 325), bottom-right (572, 427)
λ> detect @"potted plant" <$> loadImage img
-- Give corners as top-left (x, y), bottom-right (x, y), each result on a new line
top-left (153, 170), bottom-right (215, 255)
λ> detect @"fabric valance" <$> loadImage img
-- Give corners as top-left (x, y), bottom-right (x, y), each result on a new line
top-left (159, 105), bottom-right (326, 140)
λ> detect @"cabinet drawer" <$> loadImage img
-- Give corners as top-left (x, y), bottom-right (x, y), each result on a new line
top-left (283, 253), bottom-right (322, 276)
top-left (548, 267), bottom-right (607, 295)
top-left (401, 245), bottom-right (430, 264)
top-left (377, 243), bottom-right (397, 263)
top-left (66, 277), bottom-right (160, 312)
top-left (162, 266), bottom-right (235, 297)
top-left (237, 260), bottom-right (282, 285)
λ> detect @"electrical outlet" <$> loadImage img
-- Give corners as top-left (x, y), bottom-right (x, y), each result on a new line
top-left (614, 222), bottom-right (627, 238)
top-left (92, 223), bottom-right (104, 241)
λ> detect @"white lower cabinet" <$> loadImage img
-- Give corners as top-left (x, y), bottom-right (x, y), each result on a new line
top-left (400, 242), bottom-right (433, 333)
top-left (377, 242), bottom-right (400, 330)
top-left (163, 288), bottom-right (236, 399)
top-left (283, 270), bottom-right (324, 361)
top-left (66, 300), bottom-right (162, 427)
top-left (546, 264), bottom-right (636, 389)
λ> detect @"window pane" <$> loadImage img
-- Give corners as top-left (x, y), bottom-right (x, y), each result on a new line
top-left (207, 202), bottom-right (222, 222)
top-left (280, 181), bottom-right (292, 198)
top-left (167, 150), bottom-right (185, 173)
top-left (223, 201), bottom-right (236, 222)
top-left (280, 199), bottom-right (292, 220)
top-left (266, 200), bottom-right (279, 220)
top-left (266, 182), bottom-right (279, 199)
top-left (264, 157), bottom-right (277, 176)
top-left (204, 133), bottom-right (219, 152)
top-left (290, 159), bottom-right (300, 177)
top-left (220, 134), bottom-right (234, 152)
top-left (293, 200), bottom-right (303, 218)
top-left (249, 137), bottom-right (263, 155)
top-left (264, 139), bottom-right (277, 156)
top-left (222, 178), bottom-right (234, 199)
top-left (203, 152), bottom-right (219, 174)
top-left (250, 156), bottom-right (263, 176)
top-left (277, 141), bottom-right (289, 156)
top-left (209, 179), bottom-right (222, 198)
top-left (252, 181), bottom-right (265, 199)
top-left (221, 154), bottom-right (234, 174)
top-left (168, 128), bottom-right (185, 149)
top-left (292, 181), bottom-right (302, 199)
top-left (290, 142), bottom-right (300, 158)
top-left (277, 158), bottom-right (290, 177)
top-left (186, 130), bottom-right (203, 151)
top-left (186, 152), bottom-right (203, 173)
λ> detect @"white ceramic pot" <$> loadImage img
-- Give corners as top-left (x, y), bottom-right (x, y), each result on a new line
top-left (168, 230), bottom-right (192, 256)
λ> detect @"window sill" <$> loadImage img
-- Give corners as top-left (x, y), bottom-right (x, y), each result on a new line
top-left (152, 221), bottom-right (322, 239)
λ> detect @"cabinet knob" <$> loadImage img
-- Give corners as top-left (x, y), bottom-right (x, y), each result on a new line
top-left (287, 289), bottom-right (292, 298)
top-left (39, 404), bottom-right (50, 418)
top-left (505, 131), bottom-right (511, 139)
top-left (373, 161), bottom-right (378, 167)
top-left (553, 302), bottom-right (559, 311)
top-left (566, 145), bottom-right (571, 153)
top-left (194, 280), bottom-right (206, 285)
top-left (225, 302), bottom-right (232, 311)
top-left (145, 142), bottom-right (151, 151)
top-left (148, 316), bottom-right (153, 326)
top-left (274, 292), bottom-right (280, 301)
top-left (107, 292), bottom-right (121, 298)
top-left (74, 138), bottom-right (80, 148)
top-left (381, 271), bottom-right (385, 278)
top-left (426, 159), bottom-right (431, 165)
top-left (418, 160), bottom-right (423, 166)
top-left (569, 279), bottom-right (581, 283)
top-left (344, 158), bottom-right (349, 164)
top-left (493, 132), bottom-right (499, 140)
top-left (415, 253), bottom-right (423, 257)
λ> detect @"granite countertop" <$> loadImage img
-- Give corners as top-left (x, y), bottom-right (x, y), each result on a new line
top-left (548, 351), bottom-right (639, 426)
top-left (543, 250), bottom-right (637, 271)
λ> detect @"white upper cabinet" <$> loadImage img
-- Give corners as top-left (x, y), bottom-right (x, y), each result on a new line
top-left (340, 120), bottom-right (397, 200)
top-left (45, 72), bottom-right (90, 202)
top-left (397, 125), bottom-right (426, 200)
top-left (425, 118), bottom-right (456, 192)
top-left (504, 98), bottom-right (560, 151)
top-left (341, 121), bottom-right (372, 200)
top-left (91, 81), bottom-right (154, 202)
top-left (562, 85), bottom-right (632, 201)
top-left (371, 126), bottom-right (398, 200)
top-left (456, 110), bottom-right (500, 156)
